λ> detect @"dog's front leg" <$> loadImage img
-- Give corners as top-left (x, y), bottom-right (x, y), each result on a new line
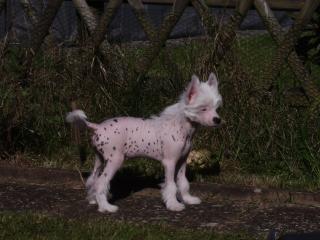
top-left (176, 160), bottom-right (201, 205)
top-left (161, 159), bottom-right (185, 211)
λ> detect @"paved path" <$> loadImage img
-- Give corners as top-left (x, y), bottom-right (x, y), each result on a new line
top-left (0, 165), bottom-right (319, 237)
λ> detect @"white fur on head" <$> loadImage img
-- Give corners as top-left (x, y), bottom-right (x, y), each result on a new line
top-left (158, 72), bottom-right (222, 127)
top-left (182, 73), bottom-right (222, 126)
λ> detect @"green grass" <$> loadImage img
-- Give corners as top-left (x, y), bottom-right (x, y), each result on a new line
top-left (0, 212), bottom-right (255, 240)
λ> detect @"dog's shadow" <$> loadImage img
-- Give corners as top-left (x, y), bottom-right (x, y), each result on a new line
top-left (81, 166), bottom-right (218, 202)
top-left (82, 168), bottom-right (162, 202)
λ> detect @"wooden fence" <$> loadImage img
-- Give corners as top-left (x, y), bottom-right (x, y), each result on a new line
top-left (0, 0), bottom-right (319, 108)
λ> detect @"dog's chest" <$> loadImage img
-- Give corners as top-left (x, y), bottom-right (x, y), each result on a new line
top-left (157, 121), bottom-right (194, 159)
top-left (181, 136), bottom-right (192, 156)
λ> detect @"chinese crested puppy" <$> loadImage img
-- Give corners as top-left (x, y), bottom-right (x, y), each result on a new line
top-left (66, 73), bottom-right (222, 213)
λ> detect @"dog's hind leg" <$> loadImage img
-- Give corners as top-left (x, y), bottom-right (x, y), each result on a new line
top-left (176, 161), bottom-right (201, 205)
top-left (93, 153), bottom-right (124, 213)
top-left (86, 154), bottom-right (103, 205)
top-left (162, 159), bottom-right (185, 211)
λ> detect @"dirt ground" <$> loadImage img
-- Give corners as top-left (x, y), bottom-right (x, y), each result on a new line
top-left (0, 165), bottom-right (319, 238)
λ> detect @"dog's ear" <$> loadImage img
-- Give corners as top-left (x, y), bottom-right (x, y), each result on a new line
top-left (185, 75), bottom-right (200, 104)
top-left (207, 72), bottom-right (218, 89)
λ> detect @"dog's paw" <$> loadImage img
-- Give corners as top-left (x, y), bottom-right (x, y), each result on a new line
top-left (183, 195), bottom-right (201, 205)
top-left (88, 199), bottom-right (97, 205)
top-left (98, 204), bottom-right (119, 213)
top-left (166, 201), bottom-right (185, 211)
top-left (87, 195), bottom-right (97, 205)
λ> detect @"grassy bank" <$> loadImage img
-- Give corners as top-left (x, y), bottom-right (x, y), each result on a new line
top-left (0, 212), bottom-right (255, 240)
top-left (0, 34), bottom-right (319, 189)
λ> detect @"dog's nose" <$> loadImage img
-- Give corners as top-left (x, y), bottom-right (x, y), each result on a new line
top-left (213, 117), bottom-right (221, 125)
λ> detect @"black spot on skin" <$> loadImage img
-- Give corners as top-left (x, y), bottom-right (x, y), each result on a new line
top-left (110, 124), bottom-right (113, 127)
top-left (136, 127), bottom-right (139, 131)
top-left (104, 173), bottom-right (107, 177)
top-left (148, 131), bottom-right (150, 134)
top-left (96, 137), bottom-right (99, 141)
top-left (113, 146), bottom-right (116, 151)
top-left (148, 142), bottom-right (150, 146)
top-left (142, 139), bottom-right (144, 142)
top-left (113, 119), bottom-right (118, 122)
top-left (104, 128), bottom-right (106, 130)
top-left (153, 142), bottom-right (156, 145)
top-left (110, 154), bottom-right (113, 157)
top-left (172, 135), bottom-right (176, 141)
top-left (132, 130), bottom-right (134, 133)
top-left (126, 128), bottom-right (128, 131)
top-left (124, 143), bottom-right (127, 146)
top-left (114, 131), bottom-right (116, 134)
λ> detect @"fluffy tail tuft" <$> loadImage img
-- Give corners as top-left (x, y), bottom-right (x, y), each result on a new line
top-left (66, 110), bottom-right (87, 123)
top-left (66, 109), bottom-right (98, 130)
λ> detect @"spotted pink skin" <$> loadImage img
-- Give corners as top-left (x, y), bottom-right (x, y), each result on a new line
top-left (92, 116), bottom-right (194, 162)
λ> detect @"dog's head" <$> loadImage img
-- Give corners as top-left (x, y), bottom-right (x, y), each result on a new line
top-left (182, 73), bottom-right (222, 127)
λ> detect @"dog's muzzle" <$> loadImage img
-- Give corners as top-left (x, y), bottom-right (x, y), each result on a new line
top-left (212, 117), bottom-right (221, 125)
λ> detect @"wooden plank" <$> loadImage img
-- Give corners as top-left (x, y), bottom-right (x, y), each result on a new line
top-left (82, 0), bottom-right (305, 10)
top-left (191, 0), bottom-right (216, 35)
top-left (135, 0), bottom-right (190, 74)
top-left (21, 0), bottom-right (64, 86)
top-left (214, 0), bottom-right (253, 63)
top-left (128, 0), bottom-right (157, 40)
top-left (91, 0), bottom-right (123, 51)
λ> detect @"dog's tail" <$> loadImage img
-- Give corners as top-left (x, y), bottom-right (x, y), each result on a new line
top-left (66, 109), bottom-right (98, 165)
top-left (66, 109), bottom-right (98, 130)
